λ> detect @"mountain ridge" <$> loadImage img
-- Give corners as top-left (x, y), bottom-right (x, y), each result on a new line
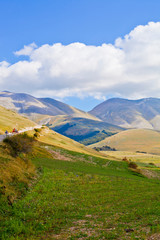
top-left (0, 91), bottom-right (99, 121)
top-left (89, 97), bottom-right (160, 130)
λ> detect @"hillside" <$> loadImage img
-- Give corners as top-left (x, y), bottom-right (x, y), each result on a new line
top-left (89, 97), bottom-right (160, 129)
top-left (37, 127), bottom-right (112, 158)
top-left (0, 105), bottom-right (35, 134)
top-left (90, 128), bottom-right (160, 154)
top-left (0, 104), bottom-right (111, 158)
top-left (50, 116), bottom-right (124, 145)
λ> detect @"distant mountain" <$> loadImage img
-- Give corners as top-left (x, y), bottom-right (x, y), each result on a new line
top-left (49, 116), bottom-right (124, 145)
top-left (89, 98), bottom-right (160, 130)
top-left (0, 91), bottom-right (98, 121)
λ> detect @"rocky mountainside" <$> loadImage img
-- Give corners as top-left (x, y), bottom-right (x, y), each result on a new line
top-left (89, 98), bottom-right (160, 130)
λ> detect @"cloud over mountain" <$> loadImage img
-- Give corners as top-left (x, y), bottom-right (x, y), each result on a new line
top-left (1, 22), bottom-right (160, 99)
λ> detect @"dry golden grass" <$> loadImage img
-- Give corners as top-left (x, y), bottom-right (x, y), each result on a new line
top-left (101, 150), bottom-right (160, 166)
top-left (0, 106), bottom-right (35, 134)
top-left (37, 127), bottom-right (114, 159)
top-left (90, 129), bottom-right (160, 154)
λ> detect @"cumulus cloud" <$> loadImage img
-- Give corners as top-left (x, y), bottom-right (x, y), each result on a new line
top-left (1, 22), bottom-right (160, 100)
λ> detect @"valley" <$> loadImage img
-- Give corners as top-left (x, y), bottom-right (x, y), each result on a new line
top-left (1, 92), bottom-right (160, 239)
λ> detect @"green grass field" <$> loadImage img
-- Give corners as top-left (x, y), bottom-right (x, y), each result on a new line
top-left (1, 142), bottom-right (160, 240)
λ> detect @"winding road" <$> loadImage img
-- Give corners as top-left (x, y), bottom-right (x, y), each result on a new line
top-left (0, 125), bottom-right (42, 142)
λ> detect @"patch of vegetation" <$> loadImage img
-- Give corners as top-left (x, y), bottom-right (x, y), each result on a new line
top-left (34, 128), bottom-right (41, 138)
top-left (128, 161), bottom-right (138, 169)
top-left (94, 145), bottom-right (116, 151)
top-left (3, 133), bottom-right (35, 157)
top-left (34, 128), bottom-right (41, 133)
top-left (80, 130), bottom-right (116, 145)
top-left (136, 151), bottom-right (147, 154)
top-left (122, 156), bottom-right (129, 162)
top-left (0, 146), bottom-right (37, 207)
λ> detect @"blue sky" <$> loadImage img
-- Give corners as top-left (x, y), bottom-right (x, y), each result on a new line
top-left (1, 0), bottom-right (160, 110)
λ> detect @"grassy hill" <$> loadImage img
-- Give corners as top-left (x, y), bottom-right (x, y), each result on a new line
top-left (37, 127), bottom-right (112, 158)
top-left (90, 128), bottom-right (160, 154)
top-left (0, 105), bottom-right (35, 134)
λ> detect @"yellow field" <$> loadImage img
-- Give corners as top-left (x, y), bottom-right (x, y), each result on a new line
top-left (90, 129), bottom-right (160, 154)
top-left (0, 106), bottom-right (35, 134)
top-left (101, 150), bottom-right (160, 166)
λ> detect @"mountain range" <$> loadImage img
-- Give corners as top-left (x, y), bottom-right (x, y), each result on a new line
top-left (1, 91), bottom-right (160, 145)
top-left (90, 97), bottom-right (160, 130)
top-left (0, 91), bottom-right (96, 120)
top-left (0, 91), bottom-right (123, 144)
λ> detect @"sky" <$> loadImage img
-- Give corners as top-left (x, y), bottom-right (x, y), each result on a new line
top-left (1, 0), bottom-right (160, 111)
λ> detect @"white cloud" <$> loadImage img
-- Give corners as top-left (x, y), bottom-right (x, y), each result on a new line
top-left (14, 42), bottom-right (37, 56)
top-left (1, 22), bottom-right (160, 100)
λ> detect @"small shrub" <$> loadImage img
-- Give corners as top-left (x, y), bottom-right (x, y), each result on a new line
top-left (128, 161), bottom-right (138, 169)
top-left (149, 162), bottom-right (155, 166)
top-left (122, 157), bottom-right (129, 162)
top-left (34, 132), bottom-right (39, 138)
top-left (34, 128), bottom-right (41, 133)
top-left (3, 133), bottom-right (35, 157)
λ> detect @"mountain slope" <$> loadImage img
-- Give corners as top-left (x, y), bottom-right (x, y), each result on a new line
top-left (89, 97), bottom-right (160, 129)
top-left (0, 91), bottom-right (98, 121)
top-left (90, 128), bottom-right (160, 154)
top-left (50, 116), bottom-right (124, 145)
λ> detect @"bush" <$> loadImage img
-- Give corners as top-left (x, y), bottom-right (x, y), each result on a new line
top-left (122, 157), bottom-right (129, 162)
top-left (34, 128), bottom-right (41, 133)
top-left (3, 133), bottom-right (35, 157)
top-left (128, 161), bottom-right (138, 169)
top-left (149, 162), bottom-right (155, 166)
top-left (34, 132), bottom-right (39, 138)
